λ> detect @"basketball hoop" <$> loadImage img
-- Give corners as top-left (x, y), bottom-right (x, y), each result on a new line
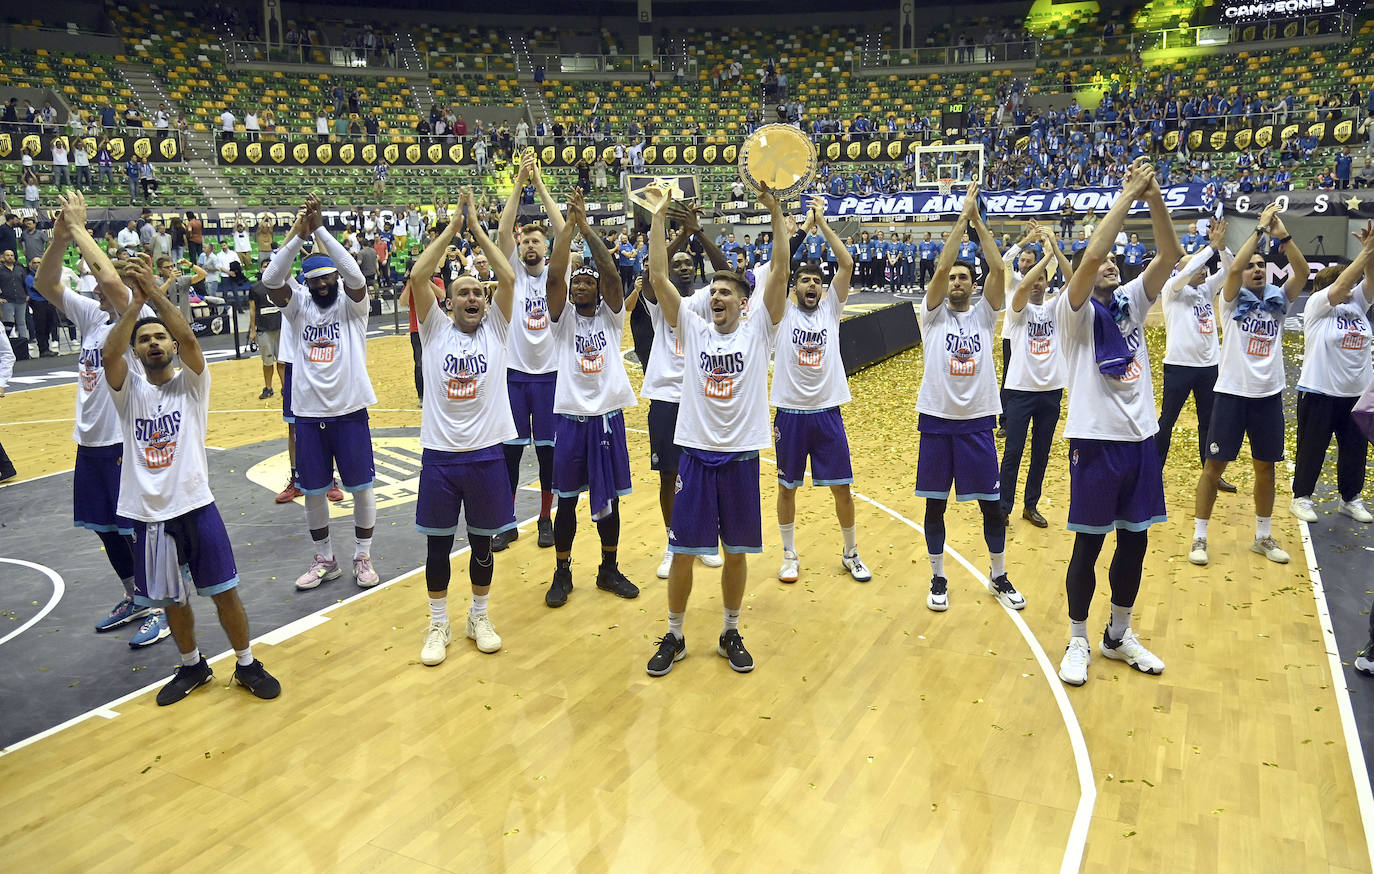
top-left (937, 178), bottom-right (954, 196)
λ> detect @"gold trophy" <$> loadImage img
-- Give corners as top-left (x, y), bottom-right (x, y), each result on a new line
top-left (738, 124), bottom-right (818, 199)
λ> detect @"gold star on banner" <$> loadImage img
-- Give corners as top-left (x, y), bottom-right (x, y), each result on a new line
top-left (1345, 194), bottom-right (1363, 211)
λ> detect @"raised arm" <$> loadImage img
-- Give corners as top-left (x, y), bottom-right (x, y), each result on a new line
top-left (58, 190), bottom-right (128, 311)
top-left (1222, 203), bottom-right (1275, 302)
top-left (758, 184), bottom-right (789, 325)
top-left (1162, 244), bottom-right (1216, 301)
top-left (1323, 222), bottom-right (1374, 306)
top-left (102, 278), bottom-right (147, 391)
top-left (263, 205), bottom-right (314, 307)
top-left (574, 190), bottom-right (623, 313)
top-left (1064, 158), bottom-right (1153, 311)
top-left (310, 204), bottom-right (368, 302)
top-left (1011, 248), bottom-right (1055, 314)
top-left (809, 195), bottom-right (853, 301)
top-left (968, 191), bottom-right (1005, 310)
top-left (408, 199), bottom-right (465, 327)
top-left (925, 185), bottom-right (976, 311)
top-left (531, 157), bottom-right (567, 243)
top-left (545, 193), bottom-right (573, 324)
top-left (1139, 175), bottom-right (1185, 301)
top-left (33, 216), bottom-right (74, 309)
top-left (1268, 208), bottom-right (1308, 301)
top-left (497, 153), bottom-right (532, 257)
top-left (137, 255), bottom-right (205, 374)
top-left (464, 189), bottom-right (515, 321)
top-left (645, 185), bottom-right (682, 328)
top-left (1044, 227), bottom-right (1073, 287)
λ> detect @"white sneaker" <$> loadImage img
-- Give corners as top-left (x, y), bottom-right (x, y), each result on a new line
top-left (295, 554), bottom-right (342, 590)
top-left (1339, 498), bottom-right (1374, 523)
top-left (656, 549), bottom-right (673, 579)
top-left (1100, 627), bottom-right (1165, 675)
top-left (1187, 537), bottom-right (1208, 566)
top-left (778, 550), bottom-right (800, 583)
top-left (1251, 535), bottom-right (1290, 564)
top-left (1058, 637), bottom-right (1090, 686)
top-left (699, 551), bottom-right (723, 568)
top-left (1290, 495), bottom-right (1318, 523)
top-left (926, 576), bottom-right (949, 612)
top-left (842, 550), bottom-right (872, 582)
top-left (466, 612), bottom-right (502, 653)
top-left (986, 573), bottom-right (1026, 610)
top-left (420, 619), bottom-right (451, 666)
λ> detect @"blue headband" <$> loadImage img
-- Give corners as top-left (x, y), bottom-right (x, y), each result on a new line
top-left (301, 254), bottom-right (336, 279)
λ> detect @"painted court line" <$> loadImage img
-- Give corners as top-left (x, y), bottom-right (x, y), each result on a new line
top-left (1298, 516), bottom-right (1374, 871)
top-left (0, 559), bottom-right (66, 647)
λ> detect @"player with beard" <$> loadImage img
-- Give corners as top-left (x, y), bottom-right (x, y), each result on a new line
top-left (915, 182), bottom-right (1023, 614)
top-left (411, 190), bottom-right (517, 665)
top-left (264, 197), bottom-right (381, 591)
top-left (103, 255), bottom-right (279, 705)
top-left (540, 188), bottom-right (639, 607)
top-left (640, 199), bottom-right (730, 579)
top-left (1188, 202), bottom-right (1309, 568)
top-left (642, 182), bottom-right (787, 677)
top-left (31, 191), bottom-right (169, 647)
top-left (495, 151), bottom-right (567, 551)
top-left (772, 196), bottom-right (869, 583)
top-left (1055, 159), bottom-right (1180, 688)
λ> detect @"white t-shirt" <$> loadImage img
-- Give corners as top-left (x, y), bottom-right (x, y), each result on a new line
top-left (1003, 299), bottom-right (1067, 392)
top-left (640, 290), bottom-right (711, 403)
top-left (771, 288), bottom-right (852, 410)
top-left (233, 230), bottom-right (251, 252)
top-left (278, 305), bottom-right (297, 366)
top-left (552, 300), bottom-right (637, 416)
top-left (220, 110), bottom-right (235, 132)
top-left (507, 250), bottom-right (556, 375)
top-left (673, 306), bottom-right (779, 452)
top-left (109, 364), bottom-right (214, 523)
top-left (283, 283), bottom-right (377, 417)
top-left (418, 304), bottom-right (518, 451)
top-left (1162, 282), bottom-right (1221, 367)
top-left (1299, 281), bottom-right (1373, 397)
top-left (1214, 285), bottom-right (1287, 398)
top-left (915, 296), bottom-right (1002, 420)
top-left (66, 292), bottom-right (149, 447)
top-left (1057, 277), bottom-right (1159, 440)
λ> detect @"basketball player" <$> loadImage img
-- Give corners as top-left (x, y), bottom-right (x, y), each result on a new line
top-left (495, 151), bottom-right (567, 551)
top-left (643, 181), bottom-right (787, 676)
top-left (915, 182), bottom-right (1023, 613)
top-left (1188, 202), bottom-right (1308, 567)
top-left (411, 190), bottom-right (516, 665)
top-left (264, 197), bottom-right (381, 590)
top-left (998, 226), bottom-right (1069, 529)
top-left (1156, 219), bottom-right (1233, 489)
top-left (772, 195), bottom-right (870, 583)
top-left (541, 187), bottom-right (638, 607)
top-left (103, 255), bottom-right (279, 705)
top-left (1055, 159), bottom-right (1179, 688)
top-left (641, 200), bottom-right (729, 578)
top-left (33, 191), bottom-right (168, 646)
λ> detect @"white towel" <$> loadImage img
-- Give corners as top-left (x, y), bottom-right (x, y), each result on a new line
top-left (143, 522), bottom-right (191, 604)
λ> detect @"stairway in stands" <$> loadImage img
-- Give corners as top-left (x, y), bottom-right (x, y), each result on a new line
top-left (507, 29), bottom-right (551, 134)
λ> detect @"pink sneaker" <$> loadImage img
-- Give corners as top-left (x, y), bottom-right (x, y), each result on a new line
top-left (295, 554), bottom-right (341, 590)
top-left (354, 554), bottom-right (380, 587)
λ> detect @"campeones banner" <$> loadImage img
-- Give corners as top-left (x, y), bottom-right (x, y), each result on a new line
top-left (822, 184), bottom-right (1211, 218)
top-left (0, 132), bottom-right (183, 163)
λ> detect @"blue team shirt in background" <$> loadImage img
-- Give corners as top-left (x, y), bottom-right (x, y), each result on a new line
top-left (958, 241), bottom-right (979, 261)
top-left (918, 239), bottom-right (938, 260)
top-left (1124, 242), bottom-right (1147, 265)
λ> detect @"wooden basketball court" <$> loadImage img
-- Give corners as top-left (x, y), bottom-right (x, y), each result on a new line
top-left (0, 330), bottom-right (1367, 873)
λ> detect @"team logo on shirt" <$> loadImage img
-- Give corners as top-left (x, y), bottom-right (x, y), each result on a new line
top-left (524, 296), bottom-right (548, 331)
top-left (700, 350), bottom-right (744, 399)
top-left (442, 351), bottom-right (487, 400)
top-left (302, 321), bottom-right (340, 364)
top-left (576, 330), bottom-right (607, 374)
top-left (945, 332), bottom-right (980, 376)
top-left (1338, 314), bottom-right (1368, 350)
top-left (78, 347), bottom-right (103, 392)
top-left (792, 327), bottom-right (827, 367)
top-left (134, 410), bottom-right (181, 470)
top-left (1240, 313), bottom-right (1279, 358)
top-left (1194, 303), bottom-right (1215, 335)
top-left (1026, 320), bottom-right (1055, 356)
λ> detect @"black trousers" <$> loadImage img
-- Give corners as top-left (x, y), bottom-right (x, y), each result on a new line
top-left (30, 298), bottom-right (59, 352)
top-left (410, 331), bottom-right (424, 399)
top-left (1156, 363), bottom-right (1217, 468)
top-left (919, 258), bottom-right (935, 289)
top-left (1292, 390), bottom-right (1368, 501)
top-left (629, 295), bottom-right (653, 369)
top-left (999, 388), bottom-right (1062, 516)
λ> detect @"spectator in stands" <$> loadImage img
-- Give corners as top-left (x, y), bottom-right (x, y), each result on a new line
top-left (245, 108), bottom-right (260, 143)
top-left (139, 159), bottom-right (157, 205)
top-left (116, 220), bottom-right (141, 255)
top-left (1336, 147), bottom-right (1354, 190)
top-left (373, 159), bottom-right (388, 199)
top-left (255, 214), bottom-right (275, 257)
top-left (474, 137), bottom-right (488, 175)
top-left (71, 139), bottom-right (91, 191)
top-left (0, 247), bottom-right (28, 353)
top-left (233, 221), bottom-right (253, 267)
top-left (50, 137), bottom-right (71, 190)
top-left (316, 109), bottom-right (329, 143)
top-left (95, 139), bottom-right (114, 190)
top-left (151, 223), bottom-right (171, 264)
top-left (22, 178), bottom-right (39, 212)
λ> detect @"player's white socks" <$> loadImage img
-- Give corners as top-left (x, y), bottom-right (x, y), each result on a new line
top-left (1256, 516), bottom-right (1272, 539)
top-left (1108, 604), bottom-right (1132, 640)
top-left (842, 525), bottom-right (857, 554)
top-left (722, 607), bottom-right (740, 633)
top-left (180, 647), bottom-right (201, 667)
top-left (354, 537), bottom-right (372, 559)
top-left (929, 552), bottom-right (945, 577)
top-left (429, 597), bottom-right (447, 624)
top-left (990, 552), bottom-right (1006, 578)
top-left (1069, 620), bottom-right (1088, 641)
top-left (667, 610), bottom-right (685, 640)
top-left (315, 536), bottom-right (335, 562)
top-left (470, 593), bottom-right (488, 618)
top-left (235, 647), bottom-right (254, 667)
top-left (1194, 518), bottom-right (1208, 539)
top-left (779, 523), bottom-right (796, 554)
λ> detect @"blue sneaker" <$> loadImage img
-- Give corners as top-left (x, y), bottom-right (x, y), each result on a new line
top-left (128, 611), bottom-right (170, 648)
top-left (95, 596), bottom-right (151, 632)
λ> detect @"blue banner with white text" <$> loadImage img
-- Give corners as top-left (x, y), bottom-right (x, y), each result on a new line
top-left (820, 184), bottom-right (1213, 219)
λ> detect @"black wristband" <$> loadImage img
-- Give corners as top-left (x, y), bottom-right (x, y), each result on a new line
top-left (1278, 234), bottom-right (1293, 245)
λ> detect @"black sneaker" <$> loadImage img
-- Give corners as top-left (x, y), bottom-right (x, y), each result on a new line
top-left (646, 633), bottom-right (686, 676)
top-left (926, 575), bottom-right (949, 612)
top-left (232, 659), bottom-right (281, 699)
top-left (986, 574), bottom-right (1027, 610)
top-left (537, 516), bottom-right (554, 548)
top-left (155, 658), bottom-right (214, 706)
top-left (492, 527), bottom-right (519, 552)
top-left (258, 386), bottom-right (274, 400)
top-left (717, 629), bottom-right (754, 673)
top-left (1357, 638), bottom-right (1374, 676)
top-left (545, 566), bottom-right (573, 608)
top-left (596, 565), bottom-right (639, 599)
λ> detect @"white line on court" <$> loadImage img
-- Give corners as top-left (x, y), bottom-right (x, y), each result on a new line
top-left (623, 424), bottom-right (1096, 873)
top-left (0, 559), bottom-right (66, 647)
top-left (1297, 515), bottom-right (1374, 870)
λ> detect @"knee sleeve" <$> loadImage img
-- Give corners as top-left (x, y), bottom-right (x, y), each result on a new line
top-left (304, 492), bottom-right (330, 531)
top-left (96, 529), bottom-right (136, 580)
top-left (924, 498), bottom-right (948, 556)
top-left (1108, 529), bottom-right (1149, 609)
top-left (979, 499), bottom-right (1006, 553)
top-left (469, 534), bottom-right (494, 589)
top-left (503, 443), bottom-right (524, 495)
top-left (352, 486), bottom-right (376, 531)
top-left (595, 499), bottom-right (620, 549)
top-left (554, 495), bottom-right (578, 552)
top-left (535, 444), bottom-right (554, 491)
top-left (1066, 532), bottom-right (1106, 621)
top-left (426, 534), bottom-right (455, 593)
